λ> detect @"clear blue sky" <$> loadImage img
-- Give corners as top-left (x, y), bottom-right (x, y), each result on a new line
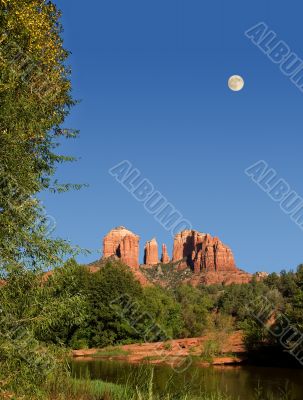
top-left (42, 0), bottom-right (303, 273)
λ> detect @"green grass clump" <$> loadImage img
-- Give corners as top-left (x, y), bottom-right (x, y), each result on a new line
top-left (93, 346), bottom-right (130, 358)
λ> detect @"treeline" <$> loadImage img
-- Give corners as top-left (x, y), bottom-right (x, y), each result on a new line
top-left (0, 0), bottom-right (83, 396)
top-left (1, 258), bottom-right (302, 395)
top-left (8, 259), bottom-right (300, 358)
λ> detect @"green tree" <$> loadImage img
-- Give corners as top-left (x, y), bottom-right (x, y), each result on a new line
top-left (0, 266), bottom-right (87, 396)
top-left (175, 285), bottom-right (213, 337)
top-left (35, 260), bottom-right (90, 346)
top-left (0, 1), bottom-right (84, 396)
top-left (142, 286), bottom-right (183, 340)
top-left (284, 265), bottom-right (303, 331)
top-left (86, 261), bottom-right (145, 347)
top-left (0, 0), bottom-right (81, 271)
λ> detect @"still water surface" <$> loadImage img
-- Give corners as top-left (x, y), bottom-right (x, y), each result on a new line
top-left (72, 359), bottom-right (303, 399)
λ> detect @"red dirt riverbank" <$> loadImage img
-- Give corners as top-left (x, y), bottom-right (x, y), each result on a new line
top-left (72, 331), bottom-right (247, 367)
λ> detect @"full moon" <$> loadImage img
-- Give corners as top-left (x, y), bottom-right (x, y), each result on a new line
top-left (228, 75), bottom-right (244, 92)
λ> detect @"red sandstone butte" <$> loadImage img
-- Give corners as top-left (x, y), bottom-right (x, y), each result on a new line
top-left (103, 226), bottom-right (140, 269)
top-left (144, 238), bottom-right (159, 265)
top-left (172, 230), bottom-right (237, 272)
top-left (102, 226), bottom-right (255, 286)
top-left (161, 244), bottom-right (170, 264)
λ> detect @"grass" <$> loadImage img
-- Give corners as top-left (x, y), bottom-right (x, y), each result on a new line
top-left (54, 377), bottom-right (297, 400)
top-left (142, 355), bottom-right (162, 362)
top-left (92, 346), bottom-right (130, 358)
top-left (57, 376), bottom-right (235, 400)
top-left (3, 374), bottom-right (297, 400)
top-left (44, 366), bottom-right (237, 400)
top-left (163, 341), bottom-right (173, 351)
top-left (65, 378), bottom-right (131, 399)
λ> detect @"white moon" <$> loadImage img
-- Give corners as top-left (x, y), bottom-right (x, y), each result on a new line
top-left (228, 75), bottom-right (244, 92)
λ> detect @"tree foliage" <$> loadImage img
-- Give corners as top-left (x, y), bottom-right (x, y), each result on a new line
top-left (0, 264), bottom-right (87, 396)
top-left (0, 0), bottom-right (80, 270)
top-left (0, 1), bottom-right (85, 396)
top-left (175, 285), bottom-right (212, 337)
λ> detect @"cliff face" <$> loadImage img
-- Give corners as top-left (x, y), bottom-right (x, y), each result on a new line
top-left (102, 226), bottom-right (253, 286)
top-left (161, 244), bottom-right (170, 264)
top-left (172, 230), bottom-right (236, 273)
top-left (103, 226), bottom-right (140, 269)
top-left (144, 238), bottom-right (159, 265)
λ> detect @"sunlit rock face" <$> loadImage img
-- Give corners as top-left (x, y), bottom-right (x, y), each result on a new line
top-left (102, 227), bottom-right (253, 286)
top-left (161, 244), bottom-right (170, 264)
top-left (172, 230), bottom-right (237, 272)
top-left (103, 226), bottom-right (140, 269)
top-left (144, 238), bottom-right (159, 266)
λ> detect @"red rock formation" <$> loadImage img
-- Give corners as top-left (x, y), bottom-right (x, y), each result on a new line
top-left (172, 230), bottom-right (237, 273)
top-left (101, 226), bottom-right (254, 286)
top-left (172, 230), bottom-right (197, 263)
top-left (161, 244), bottom-right (170, 264)
top-left (144, 238), bottom-right (159, 265)
top-left (189, 270), bottom-right (252, 286)
top-left (103, 226), bottom-right (140, 268)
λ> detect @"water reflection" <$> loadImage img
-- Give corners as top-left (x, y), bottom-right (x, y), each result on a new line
top-left (71, 359), bottom-right (303, 399)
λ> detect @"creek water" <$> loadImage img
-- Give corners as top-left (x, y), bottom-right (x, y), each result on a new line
top-left (71, 359), bottom-right (303, 399)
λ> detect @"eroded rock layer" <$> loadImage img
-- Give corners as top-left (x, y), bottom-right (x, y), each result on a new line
top-left (103, 226), bottom-right (140, 269)
top-left (172, 230), bottom-right (237, 273)
top-left (161, 244), bottom-right (170, 264)
top-left (144, 238), bottom-right (159, 265)
top-left (102, 227), bottom-right (255, 286)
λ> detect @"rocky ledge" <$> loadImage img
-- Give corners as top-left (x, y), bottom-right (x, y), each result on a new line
top-left (100, 226), bottom-right (262, 286)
